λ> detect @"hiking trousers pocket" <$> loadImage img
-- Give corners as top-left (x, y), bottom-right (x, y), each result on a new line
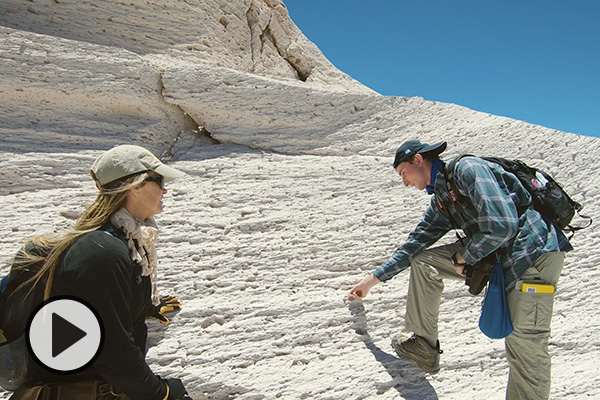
top-left (507, 288), bottom-right (554, 335)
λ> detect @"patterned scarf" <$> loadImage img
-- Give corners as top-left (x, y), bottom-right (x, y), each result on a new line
top-left (110, 208), bottom-right (160, 306)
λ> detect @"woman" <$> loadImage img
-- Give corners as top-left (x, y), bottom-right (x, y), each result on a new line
top-left (4, 145), bottom-right (191, 400)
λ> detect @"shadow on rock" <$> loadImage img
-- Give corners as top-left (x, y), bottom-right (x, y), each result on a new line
top-left (348, 301), bottom-right (438, 400)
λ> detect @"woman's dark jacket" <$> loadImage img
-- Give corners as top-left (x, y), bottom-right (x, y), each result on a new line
top-left (42, 223), bottom-right (166, 400)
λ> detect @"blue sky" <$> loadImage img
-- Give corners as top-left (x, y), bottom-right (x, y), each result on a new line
top-left (283, 1), bottom-right (599, 138)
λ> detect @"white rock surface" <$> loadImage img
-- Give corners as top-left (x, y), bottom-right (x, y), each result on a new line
top-left (1, 1), bottom-right (599, 399)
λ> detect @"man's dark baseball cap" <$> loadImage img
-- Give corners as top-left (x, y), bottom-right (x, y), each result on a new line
top-left (392, 140), bottom-right (447, 168)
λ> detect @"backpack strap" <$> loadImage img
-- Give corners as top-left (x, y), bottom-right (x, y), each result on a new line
top-left (555, 186), bottom-right (592, 236)
top-left (438, 155), bottom-right (476, 243)
top-left (564, 209), bottom-right (593, 238)
top-left (99, 222), bottom-right (127, 244)
top-left (441, 155), bottom-right (474, 215)
top-left (444, 157), bottom-right (463, 209)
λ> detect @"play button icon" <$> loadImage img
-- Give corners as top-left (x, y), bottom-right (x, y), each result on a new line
top-left (52, 312), bottom-right (87, 357)
top-left (26, 296), bottom-right (104, 373)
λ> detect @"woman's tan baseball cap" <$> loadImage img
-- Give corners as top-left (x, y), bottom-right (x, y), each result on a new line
top-left (91, 145), bottom-right (184, 187)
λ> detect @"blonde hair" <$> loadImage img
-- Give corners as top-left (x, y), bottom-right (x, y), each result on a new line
top-left (15, 172), bottom-right (149, 299)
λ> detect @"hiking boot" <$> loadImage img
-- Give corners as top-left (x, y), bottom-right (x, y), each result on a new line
top-left (391, 334), bottom-right (443, 374)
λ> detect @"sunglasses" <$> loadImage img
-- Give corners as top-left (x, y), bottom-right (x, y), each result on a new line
top-left (144, 175), bottom-right (165, 189)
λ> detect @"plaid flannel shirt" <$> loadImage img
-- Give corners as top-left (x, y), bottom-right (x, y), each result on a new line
top-left (373, 157), bottom-right (572, 291)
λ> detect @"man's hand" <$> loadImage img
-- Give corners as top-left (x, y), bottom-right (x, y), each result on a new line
top-left (348, 273), bottom-right (380, 300)
top-left (452, 252), bottom-right (467, 277)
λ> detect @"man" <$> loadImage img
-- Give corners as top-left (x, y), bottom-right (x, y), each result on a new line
top-left (349, 140), bottom-right (572, 400)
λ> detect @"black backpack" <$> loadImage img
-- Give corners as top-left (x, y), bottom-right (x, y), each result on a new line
top-left (443, 155), bottom-right (592, 236)
top-left (0, 224), bottom-right (127, 342)
top-left (0, 242), bottom-right (49, 390)
top-left (0, 242), bottom-right (49, 343)
top-left (0, 224), bottom-right (128, 390)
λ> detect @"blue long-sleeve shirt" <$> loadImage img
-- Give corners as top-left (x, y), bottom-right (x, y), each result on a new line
top-left (373, 156), bottom-right (572, 291)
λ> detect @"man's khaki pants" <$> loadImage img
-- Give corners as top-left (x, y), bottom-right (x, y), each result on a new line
top-left (404, 242), bottom-right (564, 400)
